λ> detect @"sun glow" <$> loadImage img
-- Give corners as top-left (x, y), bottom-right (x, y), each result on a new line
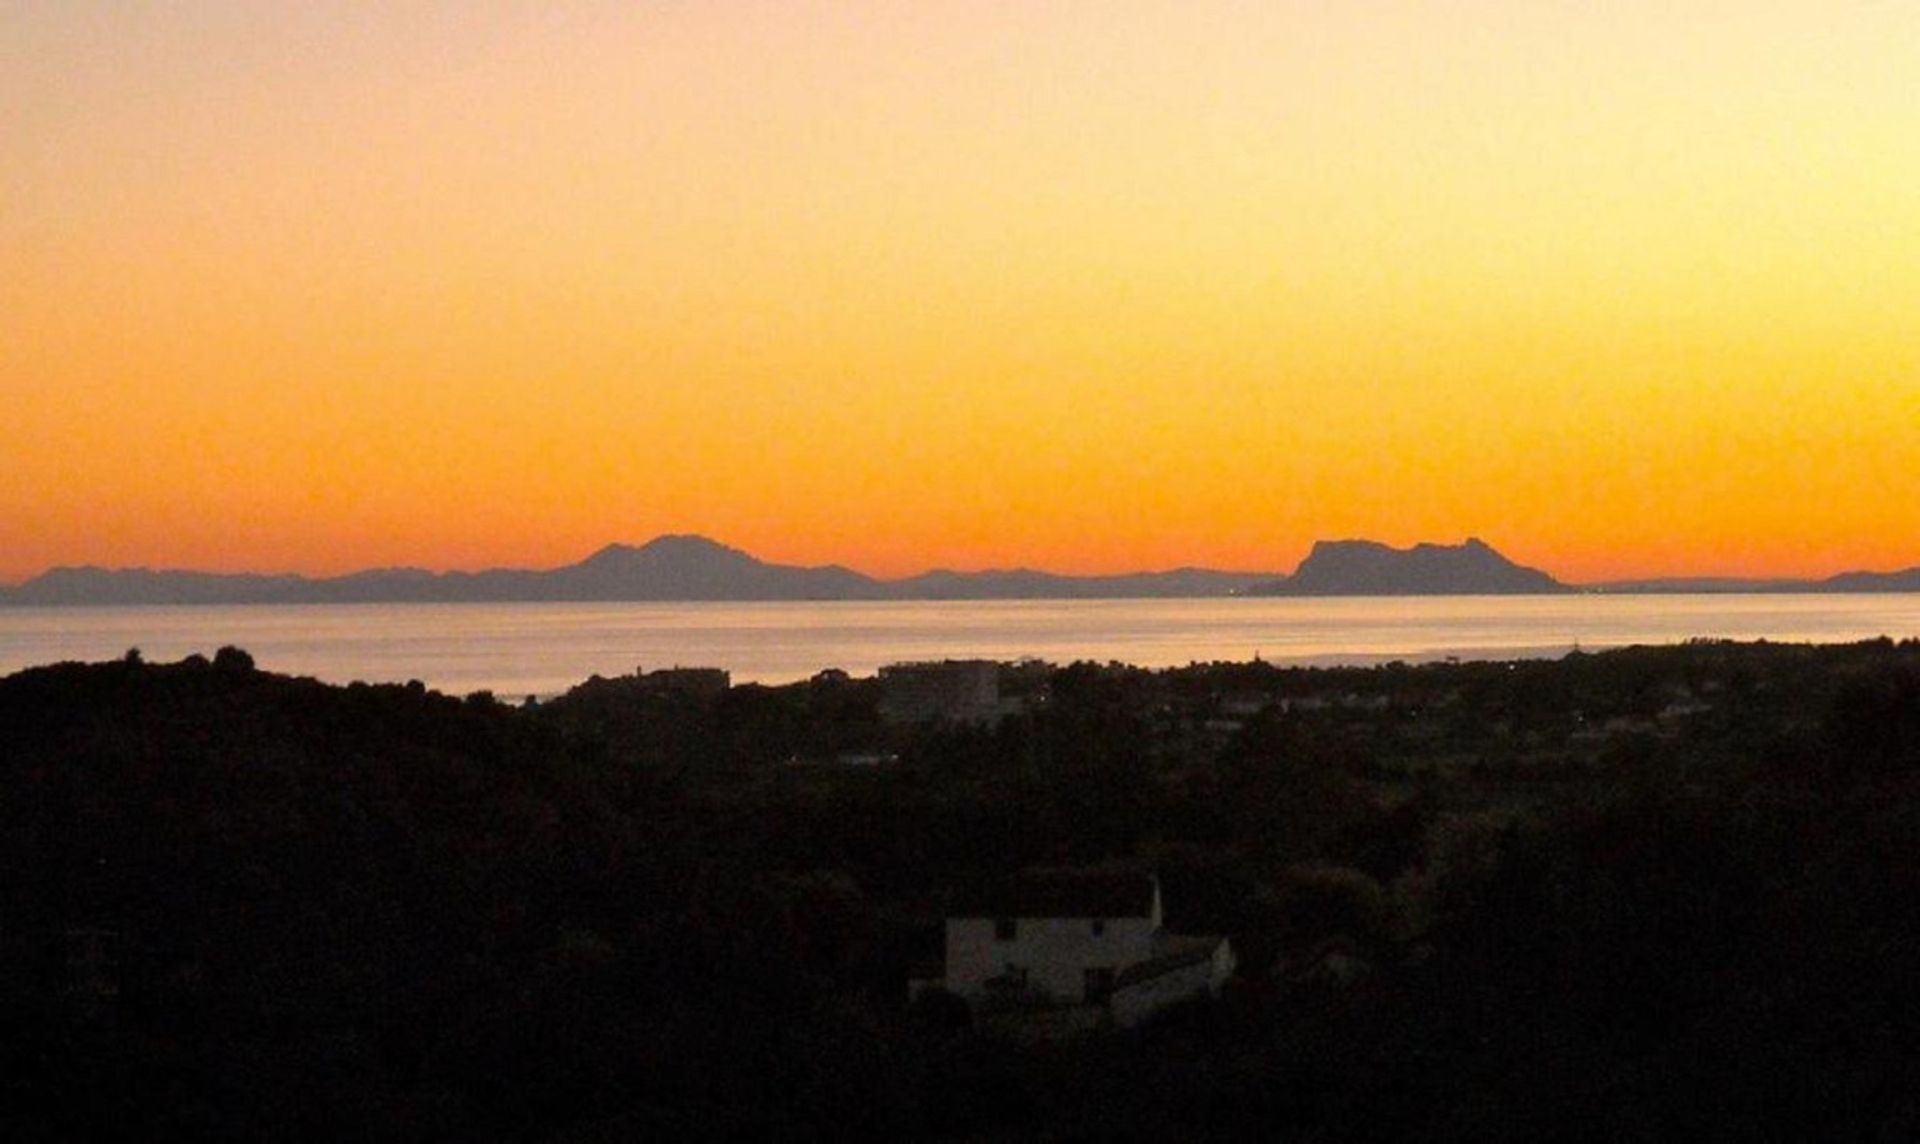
top-left (4, 3), bottom-right (1916, 584)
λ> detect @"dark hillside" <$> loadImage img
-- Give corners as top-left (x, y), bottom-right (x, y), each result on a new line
top-left (3, 641), bottom-right (1919, 1139)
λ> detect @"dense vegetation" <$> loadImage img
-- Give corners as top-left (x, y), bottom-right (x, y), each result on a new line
top-left (2, 639), bottom-right (1917, 1140)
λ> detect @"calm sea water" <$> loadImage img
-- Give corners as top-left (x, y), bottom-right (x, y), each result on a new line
top-left (2, 596), bottom-right (1917, 699)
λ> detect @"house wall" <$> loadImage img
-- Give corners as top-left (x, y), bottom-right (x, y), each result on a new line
top-left (944, 914), bottom-right (1156, 1003)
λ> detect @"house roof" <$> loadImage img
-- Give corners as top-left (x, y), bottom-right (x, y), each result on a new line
top-left (1114, 934), bottom-right (1227, 989)
top-left (950, 869), bottom-right (1157, 920)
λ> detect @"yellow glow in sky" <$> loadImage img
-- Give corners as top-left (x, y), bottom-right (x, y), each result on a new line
top-left (4, 2), bottom-right (1917, 583)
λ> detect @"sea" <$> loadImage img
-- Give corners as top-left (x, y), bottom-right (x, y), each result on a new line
top-left (3, 595), bottom-right (1918, 700)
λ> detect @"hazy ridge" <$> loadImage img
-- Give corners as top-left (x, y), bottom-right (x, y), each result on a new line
top-left (2, 534), bottom-right (1916, 605)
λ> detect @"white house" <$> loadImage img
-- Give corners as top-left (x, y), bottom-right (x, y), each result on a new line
top-left (921, 869), bottom-right (1234, 1027)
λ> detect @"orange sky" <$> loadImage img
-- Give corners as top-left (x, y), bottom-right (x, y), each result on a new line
top-left (4, 3), bottom-right (1917, 585)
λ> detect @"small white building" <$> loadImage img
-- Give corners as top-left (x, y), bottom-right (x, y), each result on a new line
top-left (921, 869), bottom-right (1234, 1027)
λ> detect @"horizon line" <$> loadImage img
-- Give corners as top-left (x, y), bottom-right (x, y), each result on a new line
top-left (4, 532), bottom-right (1915, 592)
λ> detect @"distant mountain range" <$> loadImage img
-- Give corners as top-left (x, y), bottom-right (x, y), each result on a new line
top-left (0, 536), bottom-right (1275, 606)
top-left (1, 534), bottom-right (1915, 605)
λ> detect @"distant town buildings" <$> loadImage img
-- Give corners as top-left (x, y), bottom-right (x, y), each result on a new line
top-left (878, 659), bottom-right (1006, 725)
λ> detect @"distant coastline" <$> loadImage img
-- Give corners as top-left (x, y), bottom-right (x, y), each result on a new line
top-left (2, 533), bottom-right (1916, 606)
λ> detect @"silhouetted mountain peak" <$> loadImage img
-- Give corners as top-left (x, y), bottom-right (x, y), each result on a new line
top-left (640, 533), bottom-right (747, 558)
top-left (580, 534), bottom-right (753, 568)
top-left (1263, 538), bottom-right (1566, 596)
top-left (554, 535), bottom-right (879, 600)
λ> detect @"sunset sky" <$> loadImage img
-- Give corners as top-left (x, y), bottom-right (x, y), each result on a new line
top-left (5, 2), bottom-right (1917, 585)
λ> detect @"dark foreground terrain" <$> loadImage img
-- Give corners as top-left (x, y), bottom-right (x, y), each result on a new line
top-left (3, 639), bottom-right (1918, 1140)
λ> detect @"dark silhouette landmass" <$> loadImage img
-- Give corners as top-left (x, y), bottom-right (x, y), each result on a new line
top-left (4, 640), bottom-right (1919, 1139)
top-left (0, 536), bottom-right (877, 605)
top-left (1805, 567), bottom-right (1920, 592)
top-left (2, 532), bottom-right (1916, 605)
top-left (889, 566), bottom-right (1276, 599)
top-left (546, 535), bottom-right (876, 599)
top-left (0, 534), bottom-right (1280, 605)
top-left (1593, 568), bottom-right (1920, 593)
top-left (1250, 538), bottom-right (1567, 596)
top-left (1593, 576), bottom-right (1819, 594)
